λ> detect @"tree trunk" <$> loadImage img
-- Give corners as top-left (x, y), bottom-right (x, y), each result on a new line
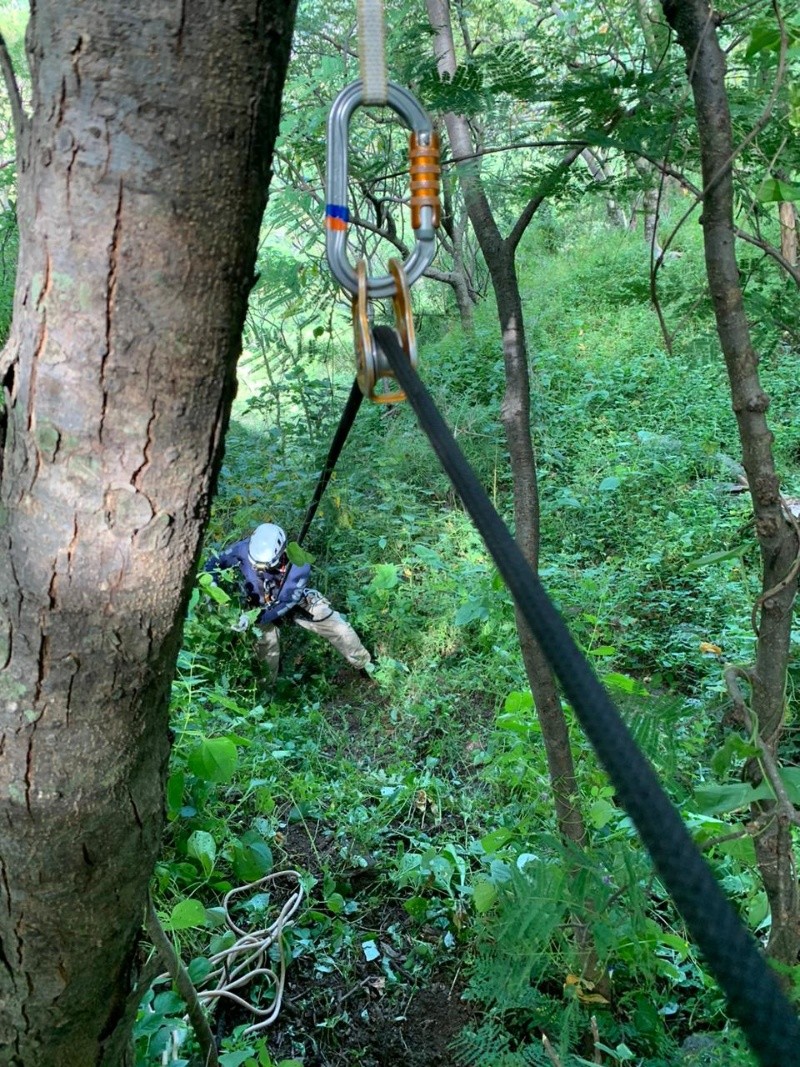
top-left (425, 0), bottom-right (585, 850)
top-left (662, 0), bottom-right (800, 964)
top-left (582, 148), bottom-right (627, 229)
top-left (779, 201), bottom-right (797, 268)
top-left (0, 2), bottom-right (296, 1064)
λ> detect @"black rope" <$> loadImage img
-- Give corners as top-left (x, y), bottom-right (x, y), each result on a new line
top-left (296, 377), bottom-right (363, 546)
top-left (373, 324), bottom-right (800, 1067)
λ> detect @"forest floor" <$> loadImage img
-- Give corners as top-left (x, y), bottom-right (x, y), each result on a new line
top-left (261, 671), bottom-right (478, 1067)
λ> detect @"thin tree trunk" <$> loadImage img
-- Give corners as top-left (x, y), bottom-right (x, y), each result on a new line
top-left (0, 2), bottom-right (296, 1063)
top-left (779, 201), bottom-right (797, 267)
top-left (425, 0), bottom-right (585, 851)
top-left (662, 0), bottom-right (800, 964)
top-left (582, 148), bottom-right (627, 228)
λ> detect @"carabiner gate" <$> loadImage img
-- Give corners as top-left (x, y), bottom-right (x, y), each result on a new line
top-left (326, 80), bottom-right (441, 299)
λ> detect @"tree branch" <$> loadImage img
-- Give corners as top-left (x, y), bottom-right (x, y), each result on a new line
top-left (723, 665), bottom-right (800, 828)
top-left (508, 145), bottom-right (585, 253)
top-left (145, 895), bottom-right (220, 1067)
top-left (0, 31), bottom-right (25, 146)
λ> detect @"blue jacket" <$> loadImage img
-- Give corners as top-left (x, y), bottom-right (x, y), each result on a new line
top-left (205, 538), bottom-right (311, 625)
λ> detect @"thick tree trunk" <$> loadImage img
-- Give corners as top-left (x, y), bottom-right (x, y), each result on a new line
top-left (662, 0), bottom-right (800, 964)
top-left (0, 2), bottom-right (296, 1064)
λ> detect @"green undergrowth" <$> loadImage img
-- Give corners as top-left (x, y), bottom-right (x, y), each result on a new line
top-left (142, 217), bottom-right (799, 1066)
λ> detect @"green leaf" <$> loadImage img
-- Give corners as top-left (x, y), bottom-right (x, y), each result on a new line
top-left (153, 990), bottom-right (184, 1014)
top-left (710, 735), bottom-right (761, 777)
top-left (167, 898), bottom-right (207, 931)
top-left (219, 1052), bottom-right (255, 1067)
top-left (605, 673), bottom-right (649, 696)
top-left (472, 878), bottom-right (498, 914)
top-left (588, 798), bottom-right (617, 829)
top-left (693, 781), bottom-right (770, 815)
top-left (166, 771), bottom-right (184, 819)
top-left (503, 690), bottom-right (534, 713)
top-left (598, 476), bottom-right (621, 492)
top-left (454, 599), bottom-right (489, 626)
top-left (684, 544), bottom-right (749, 572)
top-left (187, 957), bottom-right (212, 984)
top-left (479, 827), bottom-right (513, 853)
top-left (231, 832), bottom-right (273, 883)
top-left (198, 570), bottom-right (231, 604)
top-left (326, 892), bottom-right (346, 914)
top-left (187, 737), bottom-right (238, 783)
top-left (745, 21), bottom-right (782, 58)
top-left (285, 540), bottom-right (315, 565)
top-left (756, 178), bottom-right (800, 204)
top-left (369, 563), bottom-right (399, 591)
top-left (187, 830), bottom-right (217, 876)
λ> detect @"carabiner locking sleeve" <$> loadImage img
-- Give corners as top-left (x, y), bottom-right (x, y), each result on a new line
top-left (326, 80), bottom-right (440, 299)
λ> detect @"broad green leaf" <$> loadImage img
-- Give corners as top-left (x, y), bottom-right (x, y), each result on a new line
top-left (187, 957), bottom-right (212, 984)
top-left (369, 563), bottom-right (399, 591)
top-left (710, 735), bottom-right (761, 777)
top-left (153, 990), bottom-right (184, 1014)
top-left (187, 737), bottom-right (238, 783)
top-left (198, 570), bottom-right (231, 604)
top-left (167, 898), bottom-right (207, 930)
top-left (693, 781), bottom-right (771, 815)
top-left (472, 878), bottom-right (498, 914)
top-left (756, 178), bottom-right (800, 204)
top-left (479, 827), bottom-right (513, 853)
top-left (285, 540), bottom-right (315, 565)
top-left (187, 830), bottom-right (217, 876)
top-left (598, 476), bottom-right (621, 491)
top-left (503, 690), bottom-right (534, 713)
top-left (454, 599), bottom-right (489, 626)
top-left (588, 798), bottom-right (617, 829)
top-left (219, 1052), bottom-right (255, 1067)
top-left (231, 831), bottom-right (273, 883)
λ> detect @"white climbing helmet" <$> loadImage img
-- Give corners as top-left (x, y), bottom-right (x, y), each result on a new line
top-left (248, 523), bottom-right (287, 569)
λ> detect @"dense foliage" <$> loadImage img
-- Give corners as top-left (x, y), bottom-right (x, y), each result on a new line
top-left (0, 0), bottom-right (797, 1063)
top-left (134, 196), bottom-right (798, 1065)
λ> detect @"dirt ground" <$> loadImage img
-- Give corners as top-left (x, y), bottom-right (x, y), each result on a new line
top-left (265, 973), bottom-right (475, 1066)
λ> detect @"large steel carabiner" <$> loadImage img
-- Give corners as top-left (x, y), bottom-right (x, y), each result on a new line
top-left (326, 80), bottom-right (441, 299)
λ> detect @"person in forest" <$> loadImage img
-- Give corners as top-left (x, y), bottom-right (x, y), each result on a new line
top-left (204, 522), bottom-right (372, 682)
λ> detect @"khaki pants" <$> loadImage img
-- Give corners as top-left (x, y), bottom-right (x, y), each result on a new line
top-left (254, 589), bottom-right (371, 681)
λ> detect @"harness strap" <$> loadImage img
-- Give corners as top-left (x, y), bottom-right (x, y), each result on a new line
top-left (296, 377), bottom-right (363, 546)
top-left (372, 324), bottom-right (800, 1067)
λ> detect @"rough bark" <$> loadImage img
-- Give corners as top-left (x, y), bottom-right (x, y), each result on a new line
top-left (662, 0), bottom-right (800, 964)
top-left (425, 0), bottom-right (585, 849)
top-left (0, 2), bottom-right (297, 1064)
